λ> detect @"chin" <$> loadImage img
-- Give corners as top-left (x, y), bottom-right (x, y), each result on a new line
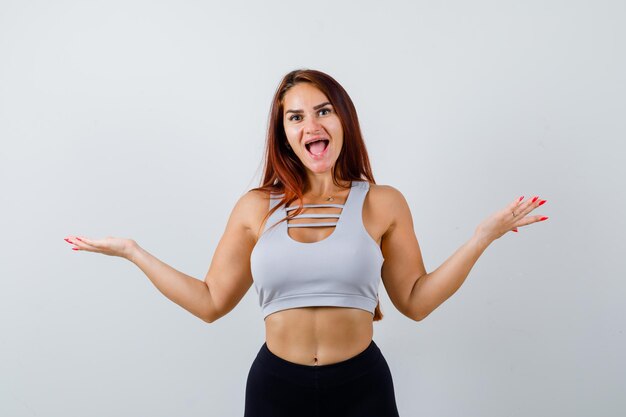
top-left (308, 164), bottom-right (334, 173)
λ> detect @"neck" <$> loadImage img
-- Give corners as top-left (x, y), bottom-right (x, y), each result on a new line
top-left (305, 175), bottom-right (351, 198)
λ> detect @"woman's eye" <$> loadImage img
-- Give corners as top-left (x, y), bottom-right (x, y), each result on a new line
top-left (288, 108), bottom-right (330, 121)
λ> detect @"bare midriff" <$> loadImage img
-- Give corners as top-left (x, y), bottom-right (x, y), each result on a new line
top-left (264, 306), bottom-right (374, 366)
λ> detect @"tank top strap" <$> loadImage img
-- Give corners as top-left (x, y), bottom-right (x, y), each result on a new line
top-left (339, 180), bottom-right (369, 234)
top-left (269, 191), bottom-right (284, 211)
top-left (259, 191), bottom-right (286, 235)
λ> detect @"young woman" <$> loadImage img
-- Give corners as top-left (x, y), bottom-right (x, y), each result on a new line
top-left (65, 69), bottom-right (548, 416)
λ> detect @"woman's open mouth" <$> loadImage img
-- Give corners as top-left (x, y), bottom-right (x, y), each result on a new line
top-left (305, 139), bottom-right (330, 160)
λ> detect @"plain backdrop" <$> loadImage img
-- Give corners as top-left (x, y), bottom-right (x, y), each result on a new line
top-left (1, 0), bottom-right (624, 416)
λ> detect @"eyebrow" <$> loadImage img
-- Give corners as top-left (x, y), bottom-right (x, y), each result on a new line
top-left (285, 102), bottom-right (332, 114)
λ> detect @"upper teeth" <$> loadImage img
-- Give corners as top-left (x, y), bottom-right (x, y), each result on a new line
top-left (306, 139), bottom-right (326, 145)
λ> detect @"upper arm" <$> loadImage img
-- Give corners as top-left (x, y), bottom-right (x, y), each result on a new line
top-left (379, 186), bottom-right (427, 321)
top-left (203, 190), bottom-right (262, 322)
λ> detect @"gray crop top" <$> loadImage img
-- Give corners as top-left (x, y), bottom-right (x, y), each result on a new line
top-left (250, 180), bottom-right (384, 320)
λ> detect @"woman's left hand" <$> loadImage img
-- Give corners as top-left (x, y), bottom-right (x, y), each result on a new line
top-left (474, 195), bottom-right (548, 245)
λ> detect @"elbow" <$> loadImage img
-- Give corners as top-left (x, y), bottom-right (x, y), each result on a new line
top-left (416, 305), bottom-right (436, 321)
top-left (412, 313), bottom-right (426, 322)
top-left (202, 308), bottom-right (219, 324)
top-left (202, 306), bottom-right (218, 324)
top-left (411, 314), bottom-right (424, 322)
top-left (411, 308), bottom-right (429, 322)
top-left (202, 282), bottom-right (219, 323)
top-left (407, 308), bottom-right (422, 322)
top-left (409, 275), bottom-right (429, 322)
top-left (203, 305), bottom-right (226, 323)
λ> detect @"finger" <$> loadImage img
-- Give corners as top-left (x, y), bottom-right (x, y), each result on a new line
top-left (522, 196), bottom-right (548, 217)
top-left (509, 196), bottom-right (525, 209)
top-left (64, 237), bottom-right (81, 247)
top-left (64, 238), bottom-right (84, 251)
top-left (64, 236), bottom-right (95, 250)
top-left (64, 237), bottom-right (80, 250)
top-left (514, 215), bottom-right (548, 228)
top-left (75, 236), bottom-right (99, 248)
top-left (517, 195), bottom-right (535, 211)
top-left (508, 196), bottom-right (527, 221)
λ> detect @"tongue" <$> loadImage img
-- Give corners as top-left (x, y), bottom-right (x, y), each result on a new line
top-left (309, 140), bottom-right (327, 155)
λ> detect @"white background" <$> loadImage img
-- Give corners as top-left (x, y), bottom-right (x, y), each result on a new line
top-left (1, 0), bottom-right (624, 415)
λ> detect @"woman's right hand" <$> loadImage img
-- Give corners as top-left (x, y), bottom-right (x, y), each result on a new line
top-left (64, 236), bottom-right (137, 260)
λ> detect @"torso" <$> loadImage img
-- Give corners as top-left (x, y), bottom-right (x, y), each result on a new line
top-left (250, 181), bottom-right (392, 366)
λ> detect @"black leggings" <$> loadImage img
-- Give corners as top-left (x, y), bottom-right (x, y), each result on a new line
top-left (244, 339), bottom-right (400, 417)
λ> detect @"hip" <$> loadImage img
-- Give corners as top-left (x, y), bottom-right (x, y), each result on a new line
top-left (244, 338), bottom-right (400, 417)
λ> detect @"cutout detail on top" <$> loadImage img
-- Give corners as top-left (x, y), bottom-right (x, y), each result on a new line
top-left (283, 182), bottom-right (354, 244)
top-left (285, 205), bottom-right (344, 242)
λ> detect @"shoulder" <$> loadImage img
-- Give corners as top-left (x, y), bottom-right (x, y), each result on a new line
top-left (238, 188), bottom-right (271, 216)
top-left (366, 182), bottom-right (407, 207)
top-left (235, 188), bottom-right (274, 240)
top-left (366, 183), bottom-right (410, 232)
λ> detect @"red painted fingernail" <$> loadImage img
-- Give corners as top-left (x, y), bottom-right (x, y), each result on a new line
top-left (76, 237), bottom-right (83, 241)
top-left (538, 200), bottom-right (547, 206)
top-left (72, 247), bottom-right (79, 250)
top-left (532, 196), bottom-right (539, 203)
top-left (518, 196), bottom-right (524, 202)
top-left (539, 216), bottom-right (548, 221)
top-left (513, 229), bottom-right (518, 232)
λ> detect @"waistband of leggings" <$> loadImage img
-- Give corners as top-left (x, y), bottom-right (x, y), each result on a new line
top-left (256, 339), bottom-right (382, 385)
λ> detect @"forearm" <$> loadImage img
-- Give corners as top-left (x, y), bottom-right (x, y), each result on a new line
top-left (410, 234), bottom-right (491, 320)
top-left (129, 243), bottom-right (214, 322)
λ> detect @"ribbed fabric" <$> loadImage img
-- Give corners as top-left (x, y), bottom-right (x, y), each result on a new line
top-left (250, 180), bottom-right (384, 320)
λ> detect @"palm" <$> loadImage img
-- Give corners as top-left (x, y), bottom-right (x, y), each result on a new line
top-left (64, 235), bottom-right (136, 259)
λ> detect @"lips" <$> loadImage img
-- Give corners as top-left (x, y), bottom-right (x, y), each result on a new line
top-left (303, 136), bottom-right (328, 145)
top-left (305, 139), bottom-right (329, 151)
top-left (305, 139), bottom-right (330, 159)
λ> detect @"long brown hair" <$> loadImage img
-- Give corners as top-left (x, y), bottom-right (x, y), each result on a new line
top-left (251, 68), bottom-right (384, 321)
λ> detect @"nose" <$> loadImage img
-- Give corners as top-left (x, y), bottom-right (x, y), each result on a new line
top-left (304, 117), bottom-right (323, 135)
